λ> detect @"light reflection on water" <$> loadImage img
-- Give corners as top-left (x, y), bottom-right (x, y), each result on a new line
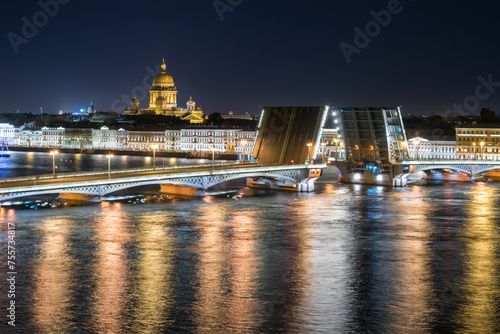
top-left (91, 203), bottom-right (131, 333)
top-left (460, 185), bottom-right (500, 333)
top-left (1, 177), bottom-right (500, 332)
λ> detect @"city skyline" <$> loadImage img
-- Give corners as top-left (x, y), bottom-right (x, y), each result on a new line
top-left (2, 1), bottom-right (500, 116)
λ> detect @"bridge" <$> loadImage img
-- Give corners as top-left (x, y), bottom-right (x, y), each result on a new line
top-left (0, 163), bottom-right (326, 203)
top-left (392, 160), bottom-right (500, 186)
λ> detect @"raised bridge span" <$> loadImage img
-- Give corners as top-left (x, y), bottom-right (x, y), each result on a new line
top-left (0, 163), bottom-right (326, 202)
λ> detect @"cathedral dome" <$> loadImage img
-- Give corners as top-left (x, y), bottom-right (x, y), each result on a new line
top-left (152, 59), bottom-right (174, 86)
top-left (87, 102), bottom-right (96, 114)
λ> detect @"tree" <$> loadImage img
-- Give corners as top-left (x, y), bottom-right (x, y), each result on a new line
top-left (207, 112), bottom-right (224, 126)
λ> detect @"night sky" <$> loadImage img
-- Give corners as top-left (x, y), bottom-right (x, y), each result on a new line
top-left (2, 0), bottom-right (500, 116)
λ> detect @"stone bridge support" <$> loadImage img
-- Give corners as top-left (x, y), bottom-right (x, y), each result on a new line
top-left (246, 168), bottom-right (321, 192)
top-left (160, 184), bottom-right (206, 197)
top-left (59, 193), bottom-right (102, 203)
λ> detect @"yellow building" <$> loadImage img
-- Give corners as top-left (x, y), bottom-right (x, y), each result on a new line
top-left (125, 59), bottom-right (204, 123)
top-left (456, 124), bottom-right (500, 160)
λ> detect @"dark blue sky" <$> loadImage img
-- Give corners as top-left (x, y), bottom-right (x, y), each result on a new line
top-left (1, 0), bottom-right (500, 116)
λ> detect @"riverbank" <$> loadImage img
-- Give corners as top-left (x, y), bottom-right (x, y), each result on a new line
top-left (9, 146), bottom-right (238, 160)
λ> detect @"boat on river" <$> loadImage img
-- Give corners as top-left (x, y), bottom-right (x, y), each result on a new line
top-left (0, 140), bottom-right (10, 157)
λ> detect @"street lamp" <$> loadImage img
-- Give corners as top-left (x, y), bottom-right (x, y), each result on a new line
top-left (106, 153), bottom-right (113, 179)
top-left (414, 140), bottom-right (420, 160)
top-left (151, 144), bottom-right (158, 168)
top-left (306, 143), bottom-right (312, 164)
top-left (50, 150), bottom-right (58, 176)
top-left (210, 146), bottom-right (215, 171)
top-left (241, 140), bottom-right (247, 164)
top-left (321, 142), bottom-right (326, 164)
top-left (334, 139), bottom-right (339, 161)
top-left (473, 142), bottom-right (476, 160)
top-left (480, 141), bottom-right (484, 160)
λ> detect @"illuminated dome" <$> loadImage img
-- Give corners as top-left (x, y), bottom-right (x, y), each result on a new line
top-left (152, 59), bottom-right (174, 86)
top-left (87, 102), bottom-right (96, 114)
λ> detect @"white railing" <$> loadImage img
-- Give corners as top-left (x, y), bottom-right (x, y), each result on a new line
top-left (402, 160), bottom-right (500, 165)
top-left (0, 161), bottom-right (246, 184)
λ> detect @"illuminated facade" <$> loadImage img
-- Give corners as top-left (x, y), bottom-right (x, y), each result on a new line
top-left (456, 124), bottom-right (500, 160)
top-left (124, 59), bottom-right (204, 123)
top-left (0, 123), bottom-right (18, 145)
top-left (92, 127), bottom-right (127, 149)
top-left (407, 136), bottom-right (456, 160)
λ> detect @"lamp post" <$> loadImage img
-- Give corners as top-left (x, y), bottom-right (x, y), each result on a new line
top-left (151, 144), bottom-right (158, 168)
top-left (210, 146), bottom-right (215, 172)
top-left (480, 141), bottom-right (484, 160)
top-left (473, 142), bottom-right (476, 160)
top-left (307, 143), bottom-right (312, 164)
top-left (50, 150), bottom-right (58, 177)
top-left (321, 142), bottom-right (326, 164)
top-left (334, 139), bottom-right (339, 161)
top-left (401, 141), bottom-right (408, 159)
top-left (241, 140), bottom-right (247, 164)
top-left (106, 153), bottom-right (113, 179)
top-left (414, 140), bottom-right (420, 160)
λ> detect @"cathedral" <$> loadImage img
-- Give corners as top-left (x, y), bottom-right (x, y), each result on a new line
top-left (124, 59), bottom-right (204, 123)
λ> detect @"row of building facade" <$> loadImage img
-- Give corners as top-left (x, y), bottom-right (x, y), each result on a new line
top-left (4, 122), bottom-right (500, 161)
top-left (0, 124), bottom-right (256, 155)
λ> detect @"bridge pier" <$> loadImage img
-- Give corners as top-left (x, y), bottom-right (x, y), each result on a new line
top-left (58, 193), bottom-right (102, 204)
top-left (160, 184), bottom-right (205, 197)
top-left (332, 161), bottom-right (410, 187)
top-left (246, 176), bottom-right (319, 192)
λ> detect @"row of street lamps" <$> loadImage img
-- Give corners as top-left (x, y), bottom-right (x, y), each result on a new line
top-left (50, 150), bottom-right (115, 179)
top-left (306, 140), bottom-right (343, 164)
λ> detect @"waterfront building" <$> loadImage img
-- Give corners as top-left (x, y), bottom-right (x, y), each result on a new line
top-left (41, 127), bottom-right (65, 147)
top-left (124, 59), bottom-right (204, 123)
top-left (165, 129), bottom-right (182, 151)
top-left (127, 130), bottom-right (167, 151)
top-left (63, 128), bottom-right (93, 149)
top-left (407, 136), bottom-right (456, 160)
top-left (456, 124), bottom-right (500, 160)
top-left (6, 122), bottom-right (256, 155)
top-left (92, 127), bottom-right (127, 149)
top-left (18, 129), bottom-right (42, 147)
top-left (180, 128), bottom-right (236, 153)
top-left (0, 123), bottom-right (18, 145)
top-left (235, 130), bottom-right (257, 156)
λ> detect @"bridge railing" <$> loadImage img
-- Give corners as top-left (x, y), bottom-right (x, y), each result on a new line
top-left (402, 159), bottom-right (500, 165)
top-left (0, 161), bottom-right (247, 184)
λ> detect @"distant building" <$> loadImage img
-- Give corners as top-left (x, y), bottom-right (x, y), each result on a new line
top-left (0, 123), bottom-right (18, 146)
top-left (221, 110), bottom-right (254, 120)
top-left (124, 59), bottom-right (204, 123)
top-left (480, 108), bottom-right (496, 122)
top-left (41, 127), bottom-right (65, 147)
top-left (407, 136), bottom-right (456, 160)
top-left (92, 126), bottom-right (127, 149)
top-left (456, 124), bottom-right (500, 160)
top-left (63, 128), bottom-right (93, 149)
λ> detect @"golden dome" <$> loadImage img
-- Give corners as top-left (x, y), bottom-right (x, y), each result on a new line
top-left (152, 58), bottom-right (174, 86)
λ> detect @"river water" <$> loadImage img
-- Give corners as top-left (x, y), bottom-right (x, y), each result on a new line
top-left (1, 152), bottom-right (500, 333)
